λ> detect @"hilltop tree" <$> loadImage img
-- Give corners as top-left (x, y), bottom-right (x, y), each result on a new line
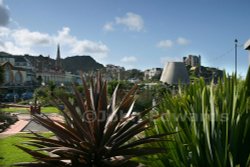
top-left (125, 69), bottom-right (144, 80)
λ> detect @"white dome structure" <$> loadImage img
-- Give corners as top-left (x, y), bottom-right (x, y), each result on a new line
top-left (245, 39), bottom-right (250, 65)
top-left (160, 62), bottom-right (190, 85)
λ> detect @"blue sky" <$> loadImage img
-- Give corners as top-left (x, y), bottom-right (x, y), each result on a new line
top-left (0, 0), bottom-right (250, 76)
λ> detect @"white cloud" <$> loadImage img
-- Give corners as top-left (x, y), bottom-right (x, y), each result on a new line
top-left (121, 56), bottom-right (137, 63)
top-left (157, 40), bottom-right (173, 49)
top-left (55, 27), bottom-right (109, 60)
top-left (0, 41), bottom-right (34, 55)
top-left (71, 40), bottom-right (109, 59)
top-left (12, 28), bottom-right (51, 46)
top-left (0, 26), bottom-right (109, 60)
top-left (103, 12), bottom-right (144, 32)
top-left (176, 37), bottom-right (190, 45)
top-left (55, 27), bottom-right (76, 45)
top-left (103, 22), bottom-right (114, 32)
top-left (157, 37), bottom-right (190, 49)
top-left (115, 12), bottom-right (144, 31)
top-left (0, 27), bottom-right (10, 37)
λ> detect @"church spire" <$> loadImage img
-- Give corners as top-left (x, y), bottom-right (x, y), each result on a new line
top-left (56, 44), bottom-right (60, 60)
top-left (55, 44), bottom-right (63, 72)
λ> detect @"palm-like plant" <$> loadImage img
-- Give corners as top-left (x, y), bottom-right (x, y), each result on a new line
top-left (14, 74), bottom-right (169, 167)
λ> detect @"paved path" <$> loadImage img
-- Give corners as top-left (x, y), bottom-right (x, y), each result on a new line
top-left (0, 113), bottom-right (64, 138)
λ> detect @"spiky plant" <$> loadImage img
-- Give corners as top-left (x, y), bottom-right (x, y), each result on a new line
top-left (143, 74), bottom-right (250, 167)
top-left (14, 74), bottom-right (170, 167)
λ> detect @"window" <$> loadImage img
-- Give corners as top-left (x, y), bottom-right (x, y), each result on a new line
top-left (15, 71), bottom-right (22, 83)
top-left (4, 64), bottom-right (11, 83)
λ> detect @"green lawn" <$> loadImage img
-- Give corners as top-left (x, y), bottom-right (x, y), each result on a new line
top-left (1, 106), bottom-right (60, 114)
top-left (0, 133), bottom-right (53, 166)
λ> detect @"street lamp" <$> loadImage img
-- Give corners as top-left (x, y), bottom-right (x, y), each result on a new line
top-left (235, 39), bottom-right (238, 78)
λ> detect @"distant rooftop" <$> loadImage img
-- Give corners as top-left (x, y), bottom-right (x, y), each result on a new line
top-left (244, 39), bottom-right (250, 50)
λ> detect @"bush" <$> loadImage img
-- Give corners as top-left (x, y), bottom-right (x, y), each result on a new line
top-left (143, 74), bottom-right (250, 167)
top-left (0, 111), bottom-right (18, 132)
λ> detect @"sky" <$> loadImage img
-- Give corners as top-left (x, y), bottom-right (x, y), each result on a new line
top-left (0, 0), bottom-right (250, 76)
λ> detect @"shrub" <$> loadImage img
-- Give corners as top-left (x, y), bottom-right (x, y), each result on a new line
top-left (143, 74), bottom-right (250, 167)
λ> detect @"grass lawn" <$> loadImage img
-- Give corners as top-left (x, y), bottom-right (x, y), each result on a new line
top-left (0, 133), bottom-right (53, 166)
top-left (1, 106), bottom-right (60, 114)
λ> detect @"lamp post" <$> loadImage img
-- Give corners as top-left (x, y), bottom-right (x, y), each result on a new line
top-left (235, 39), bottom-right (238, 78)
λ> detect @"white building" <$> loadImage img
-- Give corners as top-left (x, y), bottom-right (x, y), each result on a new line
top-left (0, 54), bottom-right (36, 87)
top-left (245, 39), bottom-right (250, 64)
top-left (0, 61), bottom-right (31, 85)
top-left (160, 62), bottom-right (190, 85)
top-left (36, 71), bottom-right (80, 85)
top-left (245, 39), bottom-right (250, 50)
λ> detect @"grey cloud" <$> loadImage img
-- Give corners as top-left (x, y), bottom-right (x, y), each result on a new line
top-left (0, 4), bottom-right (10, 26)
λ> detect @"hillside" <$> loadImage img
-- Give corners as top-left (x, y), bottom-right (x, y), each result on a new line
top-left (0, 52), bottom-right (104, 74)
top-left (62, 56), bottom-right (104, 74)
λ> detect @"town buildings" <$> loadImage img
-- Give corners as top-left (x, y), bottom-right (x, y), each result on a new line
top-left (0, 45), bottom-right (80, 94)
top-left (144, 68), bottom-right (162, 80)
top-left (183, 55), bottom-right (201, 67)
top-left (26, 45), bottom-right (80, 85)
top-left (104, 64), bottom-right (125, 81)
top-left (0, 53), bottom-right (36, 88)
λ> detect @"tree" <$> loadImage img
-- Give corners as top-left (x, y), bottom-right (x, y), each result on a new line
top-left (125, 69), bottom-right (144, 80)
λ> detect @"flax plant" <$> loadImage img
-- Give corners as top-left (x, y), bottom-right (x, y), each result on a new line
top-left (143, 72), bottom-right (250, 167)
top-left (14, 74), bottom-right (171, 167)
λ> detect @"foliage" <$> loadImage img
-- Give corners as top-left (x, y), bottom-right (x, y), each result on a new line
top-left (107, 80), bottom-right (133, 98)
top-left (134, 84), bottom-right (168, 111)
top-left (125, 69), bottom-right (144, 80)
top-left (34, 83), bottom-right (70, 107)
top-left (0, 111), bottom-right (17, 123)
top-left (14, 74), bottom-right (170, 167)
top-left (134, 88), bottom-right (153, 112)
top-left (245, 65), bottom-right (250, 97)
top-left (0, 111), bottom-right (18, 132)
top-left (143, 74), bottom-right (250, 167)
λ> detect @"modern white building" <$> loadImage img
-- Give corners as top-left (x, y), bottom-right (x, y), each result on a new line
top-left (244, 39), bottom-right (250, 50)
top-left (245, 39), bottom-right (250, 64)
top-left (160, 62), bottom-right (190, 85)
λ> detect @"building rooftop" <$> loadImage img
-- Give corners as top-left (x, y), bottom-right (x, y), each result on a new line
top-left (14, 56), bottom-right (27, 62)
